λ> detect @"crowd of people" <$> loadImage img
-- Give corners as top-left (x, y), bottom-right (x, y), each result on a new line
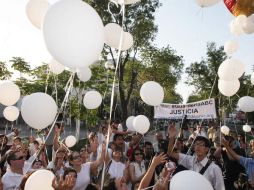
top-left (0, 120), bottom-right (254, 190)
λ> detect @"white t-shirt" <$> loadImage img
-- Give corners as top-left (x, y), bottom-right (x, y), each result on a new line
top-left (73, 162), bottom-right (91, 190)
top-left (2, 170), bottom-right (24, 190)
top-left (108, 160), bottom-right (125, 179)
top-left (130, 161), bottom-right (146, 180)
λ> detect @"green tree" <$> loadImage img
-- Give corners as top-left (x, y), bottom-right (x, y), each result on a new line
top-left (0, 61), bottom-right (12, 80)
top-left (185, 42), bottom-right (227, 120)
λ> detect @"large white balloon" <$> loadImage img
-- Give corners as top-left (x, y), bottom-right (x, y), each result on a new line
top-left (170, 170), bottom-right (213, 190)
top-left (237, 96), bottom-right (254, 112)
top-left (220, 125), bottom-right (230, 135)
top-left (122, 32), bottom-right (134, 51)
top-left (83, 91), bottom-right (102, 109)
top-left (26, 0), bottom-right (49, 29)
top-left (218, 79), bottom-right (240, 97)
top-left (77, 67), bottom-right (92, 82)
top-left (133, 115), bottom-right (150, 134)
top-left (25, 169), bottom-right (55, 190)
top-left (195, 0), bottom-right (221, 7)
top-left (48, 59), bottom-right (65, 75)
top-left (140, 81), bottom-right (164, 106)
top-left (251, 72), bottom-right (254, 85)
top-left (21, 93), bottom-right (58, 130)
top-left (65, 135), bottom-right (77, 147)
top-left (218, 59), bottom-right (245, 81)
top-left (43, 0), bottom-right (104, 69)
top-left (3, 106), bottom-right (20, 122)
top-left (224, 40), bottom-right (239, 55)
top-left (243, 124), bottom-right (252, 133)
top-left (126, 116), bottom-right (135, 131)
top-left (0, 81), bottom-right (21, 106)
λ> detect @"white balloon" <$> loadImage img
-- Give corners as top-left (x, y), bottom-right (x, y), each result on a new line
top-left (104, 23), bottom-right (133, 51)
top-left (243, 124), bottom-right (252, 133)
top-left (126, 116), bottom-right (135, 131)
top-left (237, 96), bottom-right (254, 112)
top-left (242, 18), bottom-right (254, 34)
top-left (251, 72), bottom-right (254, 85)
top-left (195, 0), bottom-right (221, 7)
top-left (122, 32), bottom-right (134, 51)
top-left (65, 135), bottom-right (77, 147)
top-left (83, 91), bottom-right (102, 109)
top-left (133, 115), bottom-right (150, 134)
top-left (21, 93), bottom-right (58, 130)
top-left (0, 81), bottom-right (21, 106)
top-left (220, 125), bottom-right (230, 135)
top-left (218, 79), bottom-right (240, 97)
top-left (43, 0), bottom-right (104, 69)
top-left (230, 19), bottom-right (244, 36)
top-left (248, 14), bottom-right (254, 23)
top-left (218, 59), bottom-right (245, 81)
top-left (170, 170), bottom-right (213, 190)
top-left (26, 0), bottom-right (49, 29)
top-left (3, 106), bottom-right (20, 122)
top-left (140, 81), bottom-right (164, 106)
top-left (113, 0), bottom-right (140, 5)
top-left (24, 169), bottom-right (55, 190)
top-left (224, 40), bottom-right (239, 55)
top-left (48, 59), bottom-right (65, 75)
top-left (236, 15), bottom-right (248, 28)
top-left (77, 67), bottom-right (92, 82)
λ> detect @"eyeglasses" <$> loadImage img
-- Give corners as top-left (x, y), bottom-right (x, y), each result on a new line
top-left (73, 155), bottom-right (81, 160)
top-left (135, 153), bottom-right (143, 156)
top-left (13, 156), bottom-right (25, 161)
top-left (194, 143), bottom-right (205, 147)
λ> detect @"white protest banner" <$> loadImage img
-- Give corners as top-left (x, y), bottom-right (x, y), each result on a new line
top-left (154, 98), bottom-right (217, 119)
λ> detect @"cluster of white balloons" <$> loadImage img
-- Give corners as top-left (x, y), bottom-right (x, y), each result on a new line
top-left (21, 93), bottom-right (58, 130)
top-left (83, 91), bottom-right (102, 109)
top-left (195, 0), bottom-right (221, 8)
top-left (140, 81), bottom-right (164, 106)
top-left (0, 81), bottom-right (21, 122)
top-left (237, 96), bottom-right (254, 112)
top-left (170, 170), bottom-right (213, 190)
top-left (230, 14), bottom-right (254, 36)
top-left (218, 59), bottom-right (244, 97)
top-left (104, 23), bottom-right (134, 51)
top-left (126, 115), bottom-right (150, 134)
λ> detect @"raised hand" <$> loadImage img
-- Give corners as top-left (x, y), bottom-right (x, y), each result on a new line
top-left (151, 153), bottom-right (167, 167)
top-left (168, 125), bottom-right (177, 138)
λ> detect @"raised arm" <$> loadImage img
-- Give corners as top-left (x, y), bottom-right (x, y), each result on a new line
top-left (138, 153), bottom-right (167, 190)
top-left (222, 138), bottom-right (241, 161)
top-left (167, 126), bottom-right (179, 160)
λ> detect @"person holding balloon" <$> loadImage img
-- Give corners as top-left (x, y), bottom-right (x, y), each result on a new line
top-left (167, 125), bottom-right (225, 190)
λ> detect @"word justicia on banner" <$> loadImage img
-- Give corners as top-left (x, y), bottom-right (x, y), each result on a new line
top-left (154, 98), bottom-right (217, 119)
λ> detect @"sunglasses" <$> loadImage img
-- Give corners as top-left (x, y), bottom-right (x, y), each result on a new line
top-left (135, 152), bottom-right (143, 156)
top-left (73, 155), bottom-right (81, 160)
top-left (13, 156), bottom-right (25, 161)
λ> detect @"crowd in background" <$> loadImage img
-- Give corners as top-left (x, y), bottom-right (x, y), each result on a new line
top-left (0, 120), bottom-right (254, 190)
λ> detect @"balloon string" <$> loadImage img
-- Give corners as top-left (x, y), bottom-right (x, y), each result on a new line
top-left (45, 66), bottom-right (50, 94)
top-left (54, 75), bottom-right (58, 106)
top-left (23, 73), bottom-right (75, 174)
top-left (100, 3), bottom-right (125, 190)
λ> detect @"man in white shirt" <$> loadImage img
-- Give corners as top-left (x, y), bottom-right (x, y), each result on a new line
top-left (168, 126), bottom-right (225, 190)
top-left (2, 151), bottom-right (26, 190)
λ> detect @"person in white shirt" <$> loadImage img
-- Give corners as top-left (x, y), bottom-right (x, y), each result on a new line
top-left (2, 151), bottom-right (26, 190)
top-left (168, 126), bottom-right (225, 190)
